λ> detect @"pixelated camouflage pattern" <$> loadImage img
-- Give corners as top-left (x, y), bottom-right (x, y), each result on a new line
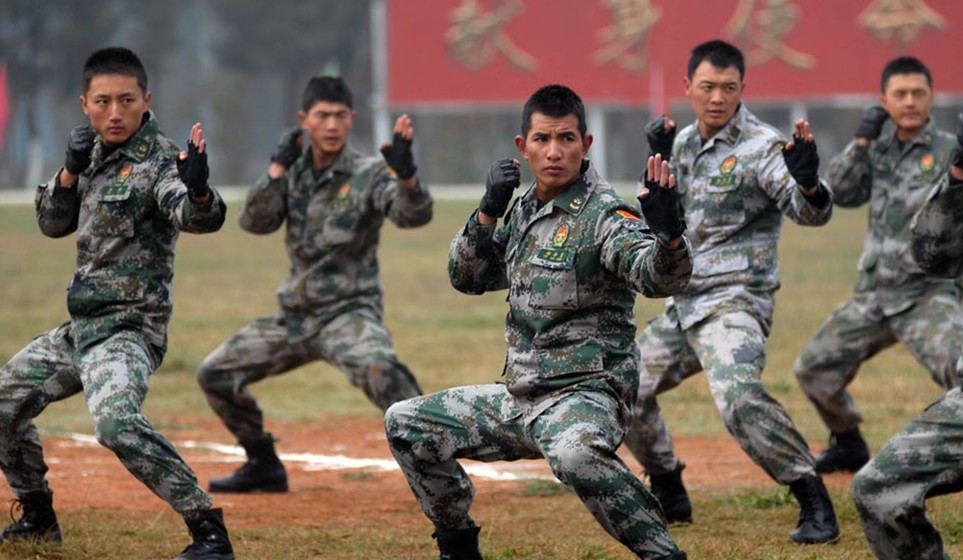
top-left (665, 103), bottom-right (833, 331)
top-left (626, 309), bottom-right (817, 482)
top-left (851, 387), bottom-right (963, 560)
top-left (625, 104), bottom-right (830, 481)
top-left (197, 307), bottom-right (421, 441)
top-left (850, 175), bottom-right (963, 559)
top-left (198, 145), bottom-right (430, 441)
top-left (795, 122), bottom-right (963, 433)
top-left (911, 174), bottom-right (963, 278)
top-left (239, 145), bottom-right (432, 343)
top-left (827, 119), bottom-right (957, 315)
top-left (1, 112), bottom-right (222, 514)
top-left (448, 161), bottom-right (692, 414)
top-left (385, 383), bottom-right (684, 558)
top-left (34, 112), bottom-right (226, 354)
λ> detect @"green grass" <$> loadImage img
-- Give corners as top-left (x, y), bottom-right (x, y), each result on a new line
top-left (0, 196), bottom-right (960, 559)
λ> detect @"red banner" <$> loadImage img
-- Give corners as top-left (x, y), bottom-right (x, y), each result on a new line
top-left (387, 0), bottom-right (963, 107)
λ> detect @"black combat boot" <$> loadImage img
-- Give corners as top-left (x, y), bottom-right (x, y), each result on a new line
top-left (0, 489), bottom-right (62, 543)
top-left (649, 463), bottom-right (693, 524)
top-left (434, 526), bottom-right (483, 560)
top-left (209, 434), bottom-right (288, 493)
top-left (172, 508), bottom-right (234, 560)
top-left (788, 475), bottom-right (839, 544)
top-left (654, 553), bottom-right (688, 560)
top-left (814, 428), bottom-right (870, 474)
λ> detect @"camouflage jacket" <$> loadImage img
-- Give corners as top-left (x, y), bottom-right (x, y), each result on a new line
top-left (828, 118), bottom-right (958, 317)
top-left (667, 103), bottom-right (832, 331)
top-left (911, 174), bottom-right (963, 279)
top-left (240, 145), bottom-right (433, 342)
top-left (449, 161), bottom-right (692, 408)
top-left (35, 112), bottom-right (227, 355)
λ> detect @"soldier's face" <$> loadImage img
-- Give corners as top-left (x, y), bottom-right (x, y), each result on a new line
top-left (80, 74), bottom-right (151, 147)
top-left (515, 112), bottom-right (592, 197)
top-left (881, 73), bottom-right (932, 139)
top-left (300, 101), bottom-right (355, 162)
top-left (684, 61), bottom-right (743, 139)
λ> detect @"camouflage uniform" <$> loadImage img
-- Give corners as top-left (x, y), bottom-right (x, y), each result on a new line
top-left (197, 145), bottom-right (430, 441)
top-left (624, 103), bottom-right (833, 483)
top-left (0, 112), bottom-right (226, 514)
top-left (386, 162), bottom-right (692, 558)
top-left (851, 173), bottom-right (963, 560)
top-left (794, 119), bottom-right (963, 435)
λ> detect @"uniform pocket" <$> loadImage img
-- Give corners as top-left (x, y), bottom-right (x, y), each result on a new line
top-left (92, 185), bottom-right (135, 238)
top-left (527, 247), bottom-right (578, 310)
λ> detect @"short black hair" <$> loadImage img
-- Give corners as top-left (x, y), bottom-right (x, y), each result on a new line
top-left (687, 40), bottom-right (745, 81)
top-left (521, 84), bottom-right (586, 139)
top-left (82, 47), bottom-right (148, 94)
top-left (881, 56), bottom-right (932, 92)
top-left (301, 76), bottom-right (353, 112)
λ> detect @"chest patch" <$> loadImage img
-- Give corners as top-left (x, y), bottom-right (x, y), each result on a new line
top-left (720, 156), bottom-right (737, 174)
top-left (920, 154), bottom-right (935, 172)
top-left (116, 165), bottom-right (132, 183)
top-left (553, 225), bottom-right (569, 247)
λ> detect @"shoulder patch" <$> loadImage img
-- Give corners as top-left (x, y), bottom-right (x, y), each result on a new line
top-left (616, 209), bottom-right (640, 220)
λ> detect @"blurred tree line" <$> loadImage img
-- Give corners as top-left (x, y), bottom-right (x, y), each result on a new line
top-left (1, 1), bottom-right (959, 190)
top-left (0, 0), bottom-right (372, 188)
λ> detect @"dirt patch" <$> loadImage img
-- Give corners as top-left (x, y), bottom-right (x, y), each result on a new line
top-left (0, 415), bottom-right (851, 529)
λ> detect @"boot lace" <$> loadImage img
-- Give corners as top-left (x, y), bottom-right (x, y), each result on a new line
top-left (7, 498), bottom-right (23, 524)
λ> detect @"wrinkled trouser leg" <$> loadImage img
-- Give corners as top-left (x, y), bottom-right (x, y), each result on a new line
top-left (320, 308), bottom-right (422, 411)
top-left (691, 312), bottom-right (815, 483)
top-left (625, 311), bottom-right (701, 476)
top-left (851, 387), bottom-right (963, 560)
top-left (199, 309), bottom-right (421, 442)
top-left (890, 292), bottom-right (963, 391)
top-left (386, 384), bottom-right (683, 559)
top-left (79, 330), bottom-right (211, 514)
top-left (197, 314), bottom-right (315, 442)
top-left (0, 324), bottom-right (82, 495)
top-left (794, 299), bottom-right (896, 433)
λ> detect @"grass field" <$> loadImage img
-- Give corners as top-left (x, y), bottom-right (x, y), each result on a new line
top-left (0, 192), bottom-right (960, 559)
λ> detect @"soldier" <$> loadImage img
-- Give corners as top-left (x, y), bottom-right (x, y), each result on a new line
top-left (0, 47), bottom-right (233, 559)
top-left (197, 76), bottom-right (431, 493)
top-left (850, 113), bottom-right (963, 560)
top-left (385, 84), bottom-right (692, 560)
top-left (793, 56), bottom-right (963, 474)
top-left (622, 39), bottom-right (839, 544)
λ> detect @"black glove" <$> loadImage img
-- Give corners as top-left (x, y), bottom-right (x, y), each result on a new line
top-left (855, 106), bottom-right (889, 140)
top-left (177, 141), bottom-right (210, 199)
top-left (638, 174), bottom-right (685, 243)
top-left (64, 124), bottom-right (95, 175)
top-left (380, 133), bottom-right (417, 180)
top-left (479, 158), bottom-right (520, 218)
top-left (953, 112), bottom-right (963, 169)
top-left (782, 134), bottom-right (820, 188)
top-left (270, 127), bottom-right (303, 168)
top-left (645, 116), bottom-right (676, 160)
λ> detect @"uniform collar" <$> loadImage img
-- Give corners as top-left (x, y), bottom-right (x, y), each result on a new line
top-left (112, 111), bottom-right (158, 163)
top-left (523, 159), bottom-right (596, 216)
top-left (878, 118), bottom-right (938, 151)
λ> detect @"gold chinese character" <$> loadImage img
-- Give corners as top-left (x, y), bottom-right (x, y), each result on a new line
top-left (592, 0), bottom-right (662, 72)
top-left (725, 0), bottom-right (815, 69)
top-left (445, 0), bottom-right (537, 71)
top-left (858, 0), bottom-right (946, 43)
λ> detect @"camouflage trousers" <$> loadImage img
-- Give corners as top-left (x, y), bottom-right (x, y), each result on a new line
top-left (385, 384), bottom-right (683, 559)
top-left (197, 308), bottom-right (421, 442)
top-left (0, 323), bottom-right (212, 514)
top-left (794, 291), bottom-right (963, 433)
top-left (624, 309), bottom-right (816, 483)
top-left (851, 386), bottom-right (963, 560)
